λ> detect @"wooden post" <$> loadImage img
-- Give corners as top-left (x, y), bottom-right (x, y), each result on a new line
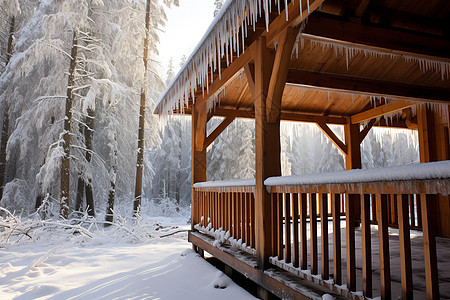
top-left (397, 194), bottom-right (413, 300)
top-left (320, 193), bottom-right (329, 279)
top-left (361, 194), bottom-right (372, 298)
top-left (292, 193), bottom-right (299, 268)
top-left (421, 194), bottom-right (439, 299)
top-left (345, 193), bottom-right (356, 291)
top-left (332, 193), bottom-right (342, 285)
top-left (417, 105), bottom-right (450, 238)
top-left (191, 102), bottom-right (207, 231)
top-left (254, 36), bottom-right (279, 269)
top-left (310, 193), bottom-right (318, 275)
top-left (377, 194), bottom-right (391, 300)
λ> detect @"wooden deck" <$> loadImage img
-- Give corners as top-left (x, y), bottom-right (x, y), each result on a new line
top-left (191, 163), bottom-right (450, 299)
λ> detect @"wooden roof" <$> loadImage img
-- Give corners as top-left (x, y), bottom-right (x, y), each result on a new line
top-left (155, 0), bottom-right (450, 128)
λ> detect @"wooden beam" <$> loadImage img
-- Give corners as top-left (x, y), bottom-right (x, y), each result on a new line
top-left (210, 107), bottom-right (347, 124)
top-left (194, 101), bottom-right (208, 151)
top-left (254, 36), bottom-right (279, 269)
top-left (244, 63), bottom-right (255, 97)
top-left (304, 14), bottom-right (450, 59)
top-left (191, 104), bottom-right (207, 231)
top-left (351, 101), bottom-right (415, 124)
top-left (355, 0), bottom-right (371, 17)
top-left (286, 69), bottom-right (450, 103)
top-left (262, 0), bottom-right (326, 47)
top-left (316, 123), bottom-right (348, 155)
top-left (266, 26), bottom-right (299, 123)
top-left (359, 118), bottom-right (376, 143)
top-left (195, 42), bottom-right (257, 106)
top-left (203, 116), bottom-right (235, 150)
top-left (344, 119), bottom-right (362, 170)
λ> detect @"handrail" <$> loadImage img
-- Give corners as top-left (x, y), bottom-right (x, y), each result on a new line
top-left (192, 162), bottom-right (450, 298)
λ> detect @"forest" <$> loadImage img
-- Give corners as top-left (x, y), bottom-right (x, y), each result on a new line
top-left (0, 0), bottom-right (419, 221)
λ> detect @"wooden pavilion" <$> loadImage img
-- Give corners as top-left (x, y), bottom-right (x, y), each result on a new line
top-left (155, 0), bottom-right (450, 299)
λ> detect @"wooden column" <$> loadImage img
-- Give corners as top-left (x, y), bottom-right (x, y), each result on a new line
top-left (253, 25), bottom-right (297, 269)
top-left (344, 119), bottom-right (361, 291)
top-left (254, 36), bottom-right (278, 269)
top-left (417, 105), bottom-right (450, 238)
top-left (191, 101), bottom-right (207, 231)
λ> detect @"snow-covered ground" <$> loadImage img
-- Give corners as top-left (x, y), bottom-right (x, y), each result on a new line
top-left (0, 214), bottom-right (256, 300)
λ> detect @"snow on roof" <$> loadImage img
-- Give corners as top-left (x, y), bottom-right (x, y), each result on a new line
top-left (154, 0), bottom-right (304, 116)
top-left (264, 160), bottom-right (450, 187)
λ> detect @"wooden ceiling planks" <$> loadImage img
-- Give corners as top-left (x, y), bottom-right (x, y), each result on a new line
top-left (159, 0), bottom-right (449, 128)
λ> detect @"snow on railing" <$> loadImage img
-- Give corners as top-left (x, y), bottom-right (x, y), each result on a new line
top-left (193, 178), bottom-right (255, 192)
top-left (264, 161), bottom-right (450, 195)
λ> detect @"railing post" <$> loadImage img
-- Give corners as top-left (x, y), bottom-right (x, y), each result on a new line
top-left (421, 194), bottom-right (439, 299)
top-left (191, 102), bottom-right (207, 231)
top-left (254, 36), bottom-right (279, 269)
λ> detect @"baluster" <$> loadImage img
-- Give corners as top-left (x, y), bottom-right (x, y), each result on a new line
top-left (240, 192), bottom-right (244, 241)
top-left (300, 193), bottom-right (308, 270)
top-left (285, 193), bottom-right (291, 264)
top-left (251, 192), bottom-right (255, 248)
top-left (271, 192), bottom-right (278, 257)
top-left (398, 194), bottom-right (413, 299)
top-left (332, 193), bottom-right (342, 285)
top-left (376, 193), bottom-right (391, 299)
top-left (245, 192), bottom-right (249, 246)
top-left (320, 193), bottom-right (329, 279)
top-left (292, 193), bottom-right (299, 268)
top-left (277, 193), bottom-right (284, 260)
top-left (345, 193), bottom-right (356, 291)
top-left (310, 193), bottom-right (318, 275)
top-left (421, 194), bottom-right (439, 299)
top-left (361, 194), bottom-right (372, 298)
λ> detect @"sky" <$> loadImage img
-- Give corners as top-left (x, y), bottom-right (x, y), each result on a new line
top-left (157, 0), bottom-right (216, 79)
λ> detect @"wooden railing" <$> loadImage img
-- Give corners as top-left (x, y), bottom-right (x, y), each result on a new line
top-left (193, 179), bottom-right (256, 249)
top-left (192, 162), bottom-right (450, 299)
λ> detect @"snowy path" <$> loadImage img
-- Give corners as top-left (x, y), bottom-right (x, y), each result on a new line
top-left (0, 218), bottom-right (256, 300)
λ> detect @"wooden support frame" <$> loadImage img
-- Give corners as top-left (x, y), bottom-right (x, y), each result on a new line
top-left (316, 123), bottom-right (347, 155)
top-left (304, 14), bottom-right (450, 59)
top-left (351, 101), bottom-right (416, 124)
top-left (286, 69), bottom-right (450, 103)
top-left (266, 26), bottom-right (299, 123)
top-left (254, 36), bottom-right (279, 269)
top-left (203, 116), bottom-right (235, 150)
top-left (191, 102), bottom-right (207, 231)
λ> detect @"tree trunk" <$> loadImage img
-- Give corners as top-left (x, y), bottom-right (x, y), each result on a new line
top-left (105, 128), bottom-right (117, 226)
top-left (75, 115), bottom-right (86, 213)
top-left (105, 167), bottom-right (116, 226)
top-left (60, 29), bottom-right (79, 219)
top-left (0, 17), bottom-right (15, 200)
top-left (84, 108), bottom-right (95, 216)
top-left (133, 0), bottom-right (151, 217)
